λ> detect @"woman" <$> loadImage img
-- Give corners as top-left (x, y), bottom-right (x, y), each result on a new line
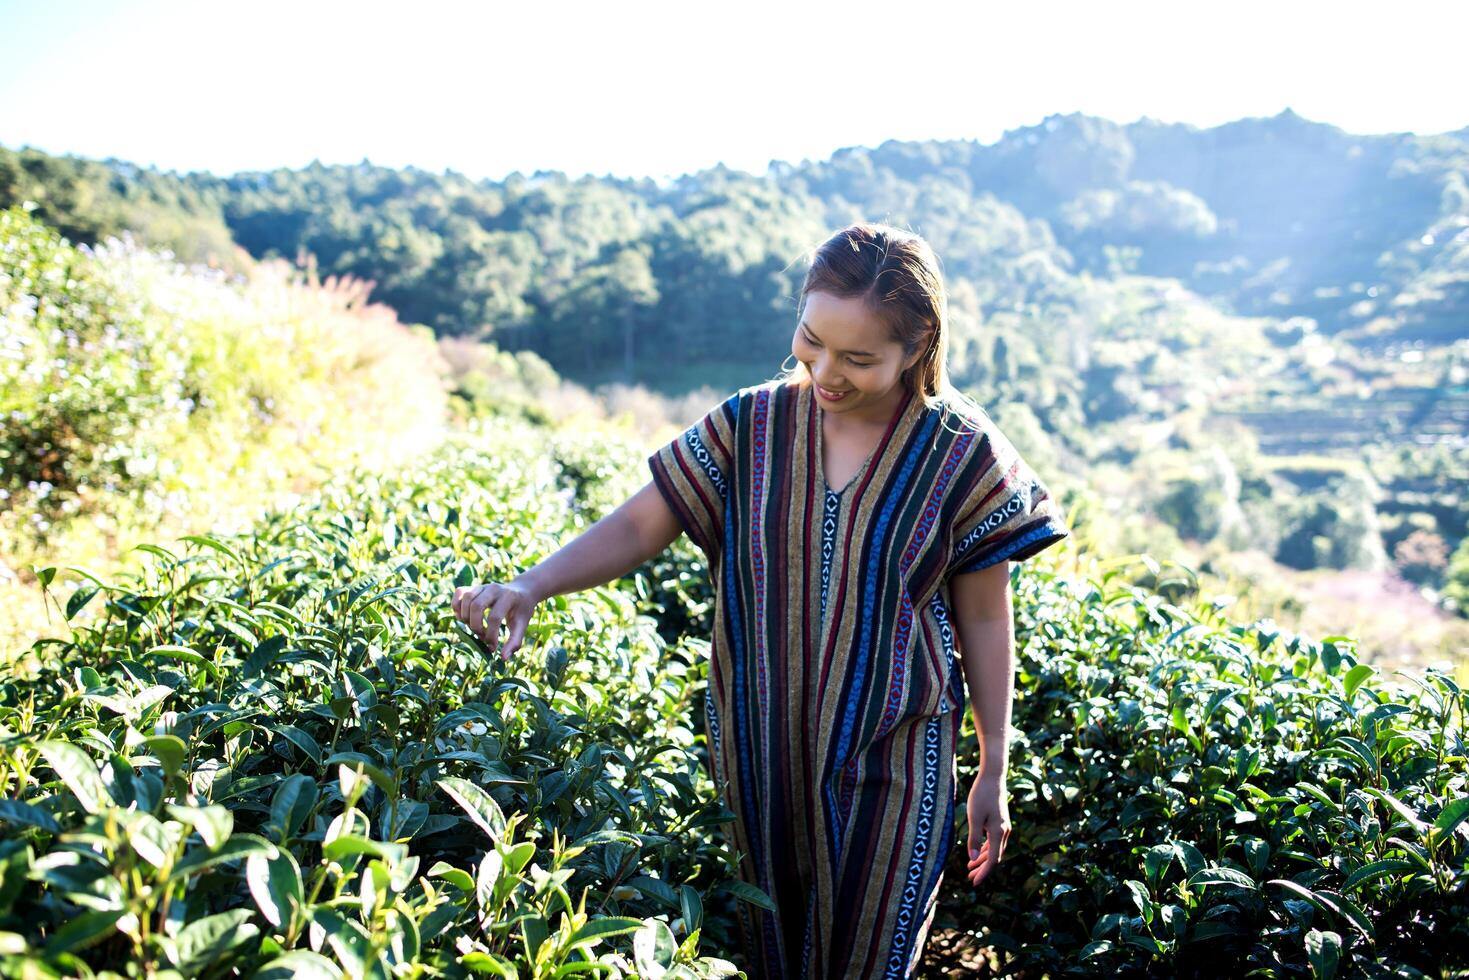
top-left (451, 222), bottom-right (1071, 978)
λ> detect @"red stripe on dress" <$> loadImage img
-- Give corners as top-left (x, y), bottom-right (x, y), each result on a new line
top-left (799, 388), bottom-right (824, 920)
top-left (955, 448), bottom-right (1022, 527)
top-left (668, 439), bottom-right (721, 551)
top-left (848, 723), bottom-right (922, 978)
top-left (919, 613), bottom-right (948, 714)
top-left (705, 410), bottom-right (732, 467)
top-left (650, 460), bottom-right (700, 547)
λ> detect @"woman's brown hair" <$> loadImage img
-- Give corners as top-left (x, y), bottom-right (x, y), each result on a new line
top-left (773, 221), bottom-right (976, 422)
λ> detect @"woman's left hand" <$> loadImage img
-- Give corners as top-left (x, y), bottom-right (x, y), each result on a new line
top-left (965, 770), bottom-right (1011, 887)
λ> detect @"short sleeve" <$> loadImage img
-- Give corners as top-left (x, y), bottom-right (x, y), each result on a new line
top-left (948, 420), bottom-right (1070, 577)
top-left (647, 391), bottom-right (741, 562)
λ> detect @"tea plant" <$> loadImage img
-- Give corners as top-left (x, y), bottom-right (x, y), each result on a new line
top-left (944, 560), bottom-right (1469, 978)
top-left (543, 427), bottom-right (715, 650)
top-left (0, 204), bottom-right (449, 654)
top-left (0, 427), bottom-right (756, 977)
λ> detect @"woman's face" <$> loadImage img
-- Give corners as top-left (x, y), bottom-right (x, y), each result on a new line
top-left (792, 290), bottom-right (924, 418)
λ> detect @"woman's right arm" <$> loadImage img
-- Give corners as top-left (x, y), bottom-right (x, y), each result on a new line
top-left (450, 480), bottom-right (685, 659)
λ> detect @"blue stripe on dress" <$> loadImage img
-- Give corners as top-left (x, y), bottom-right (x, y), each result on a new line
top-left (722, 473), bottom-right (763, 884)
top-left (829, 409), bottom-right (941, 859)
top-left (885, 714), bottom-right (941, 976)
top-left (954, 520), bottom-right (1063, 574)
top-left (820, 487), bottom-right (840, 617)
top-left (802, 485), bottom-right (843, 973)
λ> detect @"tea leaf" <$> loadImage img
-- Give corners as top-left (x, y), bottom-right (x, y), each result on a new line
top-left (144, 734), bottom-right (188, 776)
top-left (270, 774), bottom-right (318, 843)
top-left (1342, 859), bottom-right (1416, 891)
top-left (173, 909), bottom-right (258, 974)
top-left (179, 534), bottom-right (241, 563)
top-left (1304, 928), bottom-right (1341, 980)
top-left (715, 878), bottom-right (775, 912)
top-left (145, 645), bottom-right (220, 681)
top-left (65, 585), bottom-right (100, 621)
top-left (1431, 797), bottom-right (1469, 843)
top-left (567, 914), bottom-right (642, 948)
top-left (35, 740), bottom-right (111, 815)
top-left (1188, 867), bottom-right (1256, 890)
top-left (1343, 664), bottom-right (1375, 700)
top-left (166, 804), bottom-right (234, 850)
top-left (426, 861), bottom-right (475, 892)
top-left (42, 909), bottom-right (123, 956)
top-left (247, 850), bottom-right (304, 929)
top-left (0, 799), bottom-right (61, 834)
top-left (169, 834), bottom-right (277, 881)
top-left (274, 725), bottom-right (323, 764)
top-left (437, 777), bottom-right (506, 842)
top-left (251, 950), bottom-right (343, 980)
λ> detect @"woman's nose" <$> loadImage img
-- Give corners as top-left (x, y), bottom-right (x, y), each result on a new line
top-left (812, 357), bottom-right (841, 385)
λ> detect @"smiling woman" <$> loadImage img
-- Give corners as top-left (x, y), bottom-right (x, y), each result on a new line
top-left (457, 220), bottom-right (1072, 978)
top-left (794, 292), bottom-right (916, 421)
top-left (635, 222), bottom-right (1073, 978)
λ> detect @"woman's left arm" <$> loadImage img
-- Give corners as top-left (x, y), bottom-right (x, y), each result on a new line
top-left (949, 560), bottom-right (1017, 887)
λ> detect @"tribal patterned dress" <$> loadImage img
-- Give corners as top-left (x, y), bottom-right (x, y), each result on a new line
top-left (647, 377), bottom-right (1070, 979)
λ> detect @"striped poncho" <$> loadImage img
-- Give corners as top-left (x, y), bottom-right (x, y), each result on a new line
top-left (648, 377), bottom-right (1070, 979)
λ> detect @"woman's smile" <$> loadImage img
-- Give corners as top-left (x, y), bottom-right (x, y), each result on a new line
top-left (815, 382), bottom-right (851, 402)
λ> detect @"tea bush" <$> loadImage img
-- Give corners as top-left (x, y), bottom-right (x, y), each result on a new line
top-left (5, 377), bottom-right (1466, 977)
top-left (541, 426), bottom-right (714, 647)
top-left (0, 204), bottom-right (448, 632)
top-left (942, 562), bottom-right (1469, 978)
top-left (0, 422), bottom-right (756, 977)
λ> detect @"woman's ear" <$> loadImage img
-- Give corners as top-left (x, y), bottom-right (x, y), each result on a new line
top-left (904, 330), bottom-right (935, 372)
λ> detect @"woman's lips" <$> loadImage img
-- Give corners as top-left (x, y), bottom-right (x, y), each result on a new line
top-left (816, 384), bottom-right (850, 401)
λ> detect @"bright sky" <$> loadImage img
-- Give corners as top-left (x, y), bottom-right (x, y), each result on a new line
top-left (1, 0), bottom-right (1464, 183)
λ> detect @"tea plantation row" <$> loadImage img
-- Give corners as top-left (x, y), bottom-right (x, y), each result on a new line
top-left (1, 423), bottom-right (752, 978)
top-left (2, 415), bottom-right (1467, 978)
top-left (943, 562), bottom-right (1468, 977)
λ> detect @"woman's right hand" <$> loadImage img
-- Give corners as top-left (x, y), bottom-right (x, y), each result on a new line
top-left (451, 579), bottom-right (540, 660)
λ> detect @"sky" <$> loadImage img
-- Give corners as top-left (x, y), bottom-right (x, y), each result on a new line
top-left (1, 0), bottom-right (1465, 184)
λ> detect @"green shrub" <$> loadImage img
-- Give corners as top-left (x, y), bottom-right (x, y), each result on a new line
top-left (0, 204), bottom-right (449, 616)
top-left (944, 560), bottom-right (1468, 978)
top-left (542, 426), bottom-right (715, 648)
top-left (0, 422), bottom-right (753, 977)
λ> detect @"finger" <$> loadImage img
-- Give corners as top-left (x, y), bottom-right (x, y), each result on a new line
top-left (456, 585), bottom-right (484, 626)
top-left (452, 586), bottom-right (467, 620)
top-left (967, 803), bottom-right (994, 864)
top-left (975, 815), bottom-right (1006, 883)
top-left (486, 591), bottom-right (518, 656)
top-left (973, 843), bottom-right (1000, 885)
top-left (468, 587), bottom-right (498, 642)
top-left (998, 824), bottom-right (1011, 864)
top-left (501, 610), bottom-right (529, 661)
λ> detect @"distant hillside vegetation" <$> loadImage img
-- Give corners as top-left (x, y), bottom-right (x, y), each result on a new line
top-left (4, 109), bottom-right (1467, 655)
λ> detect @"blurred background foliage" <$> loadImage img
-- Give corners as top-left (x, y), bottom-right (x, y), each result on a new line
top-left (3, 107), bottom-right (1468, 667)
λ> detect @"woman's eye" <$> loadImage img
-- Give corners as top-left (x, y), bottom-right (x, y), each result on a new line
top-left (799, 331), bottom-right (869, 367)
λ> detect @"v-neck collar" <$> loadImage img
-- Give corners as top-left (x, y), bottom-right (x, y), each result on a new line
top-left (807, 380), bottom-right (923, 497)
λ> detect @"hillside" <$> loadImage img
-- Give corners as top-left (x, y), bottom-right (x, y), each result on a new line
top-left (1, 120), bottom-right (1467, 973)
top-left (3, 110), bottom-right (1467, 665)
